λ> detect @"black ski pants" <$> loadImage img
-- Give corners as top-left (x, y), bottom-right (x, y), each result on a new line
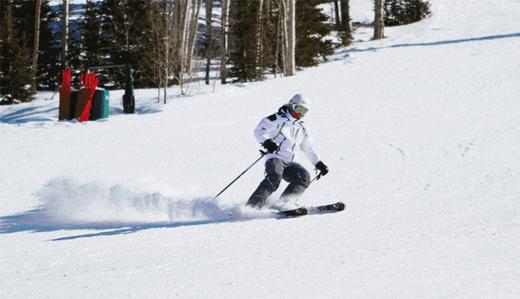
top-left (247, 158), bottom-right (311, 208)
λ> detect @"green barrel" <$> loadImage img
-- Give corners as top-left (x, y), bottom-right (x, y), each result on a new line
top-left (102, 89), bottom-right (109, 118)
top-left (90, 88), bottom-right (110, 120)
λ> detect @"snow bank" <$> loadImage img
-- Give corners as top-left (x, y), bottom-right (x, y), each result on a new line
top-left (32, 177), bottom-right (269, 226)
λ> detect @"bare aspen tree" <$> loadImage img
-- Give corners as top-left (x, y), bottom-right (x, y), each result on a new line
top-left (280, 0), bottom-right (288, 75)
top-left (255, 0), bottom-right (264, 72)
top-left (204, 0), bottom-right (214, 85)
top-left (373, 0), bottom-right (384, 39)
top-left (172, 0), bottom-right (182, 81)
top-left (279, 0), bottom-right (295, 76)
top-left (143, 1), bottom-right (175, 103)
top-left (281, 0), bottom-right (295, 76)
top-left (31, 0), bottom-right (42, 93)
top-left (163, 0), bottom-right (173, 103)
top-left (144, 3), bottom-right (165, 102)
top-left (186, 0), bottom-right (202, 80)
top-left (274, 0), bottom-right (282, 77)
top-left (219, 0), bottom-right (229, 84)
top-left (169, 0), bottom-right (202, 94)
top-left (334, 0), bottom-right (341, 30)
top-left (173, 0), bottom-right (190, 93)
top-left (62, 0), bottom-right (69, 68)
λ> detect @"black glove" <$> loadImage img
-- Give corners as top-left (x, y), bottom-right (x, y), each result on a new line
top-left (315, 161), bottom-right (329, 176)
top-left (262, 139), bottom-right (278, 153)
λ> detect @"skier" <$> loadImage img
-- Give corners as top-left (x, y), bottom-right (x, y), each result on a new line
top-left (246, 94), bottom-right (329, 209)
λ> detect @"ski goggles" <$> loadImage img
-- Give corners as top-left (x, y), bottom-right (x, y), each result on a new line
top-left (292, 104), bottom-right (309, 115)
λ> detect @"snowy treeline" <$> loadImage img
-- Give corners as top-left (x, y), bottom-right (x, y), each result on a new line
top-left (0, 0), bottom-right (429, 104)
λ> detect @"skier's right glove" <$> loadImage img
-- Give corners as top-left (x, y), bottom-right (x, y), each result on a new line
top-left (315, 161), bottom-right (329, 177)
top-left (262, 139), bottom-right (278, 153)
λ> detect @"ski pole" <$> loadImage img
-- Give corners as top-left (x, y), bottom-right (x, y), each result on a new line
top-left (213, 151), bottom-right (266, 201)
top-left (310, 173), bottom-right (321, 184)
top-left (310, 167), bottom-right (327, 184)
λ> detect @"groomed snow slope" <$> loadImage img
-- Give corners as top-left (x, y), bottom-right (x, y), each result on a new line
top-left (1, 0), bottom-right (520, 297)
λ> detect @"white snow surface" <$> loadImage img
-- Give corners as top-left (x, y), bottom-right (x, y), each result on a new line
top-left (2, 0), bottom-right (520, 297)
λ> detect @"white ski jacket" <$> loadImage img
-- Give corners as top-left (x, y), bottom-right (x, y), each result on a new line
top-left (254, 105), bottom-right (320, 165)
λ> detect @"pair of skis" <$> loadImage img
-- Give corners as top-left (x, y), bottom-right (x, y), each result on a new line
top-left (276, 201), bottom-right (345, 218)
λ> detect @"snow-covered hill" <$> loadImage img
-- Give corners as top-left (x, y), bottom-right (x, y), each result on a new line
top-left (2, 0), bottom-right (520, 297)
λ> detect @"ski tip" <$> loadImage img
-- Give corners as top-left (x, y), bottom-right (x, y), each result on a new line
top-left (335, 202), bottom-right (346, 211)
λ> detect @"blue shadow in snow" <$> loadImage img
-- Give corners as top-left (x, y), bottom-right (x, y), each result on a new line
top-left (109, 105), bottom-right (163, 116)
top-left (0, 106), bottom-right (57, 124)
top-left (0, 209), bottom-right (248, 241)
top-left (0, 101), bottom-right (163, 124)
top-left (341, 32), bottom-right (520, 54)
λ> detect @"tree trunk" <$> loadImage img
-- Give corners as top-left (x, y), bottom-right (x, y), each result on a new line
top-left (334, 0), bottom-right (341, 30)
top-left (255, 0), bottom-right (264, 78)
top-left (164, 0), bottom-right (170, 104)
top-left (373, 0), bottom-right (384, 40)
top-left (62, 0), bottom-right (69, 68)
top-left (219, 0), bottom-right (229, 84)
top-left (286, 0), bottom-right (295, 76)
top-left (144, 1), bottom-right (174, 103)
top-left (339, 0), bottom-right (352, 45)
top-left (274, 0), bottom-right (282, 77)
top-left (205, 0), bottom-right (213, 85)
top-left (187, 0), bottom-right (202, 75)
top-left (31, 0), bottom-right (42, 94)
top-left (280, 0), bottom-right (287, 75)
top-left (173, 0), bottom-right (191, 91)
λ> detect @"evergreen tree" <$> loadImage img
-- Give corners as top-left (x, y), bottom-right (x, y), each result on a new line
top-left (295, 0), bottom-right (333, 67)
top-left (7, 34), bottom-right (33, 103)
top-left (384, 0), bottom-right (430, 26)
top-left (0, 2), bottom-right (33, 104)
top-left (100, 0), bottom-right (154, 88)
top-left (81, 0), bottom-right (109, 84)
top-left (404, 0), bottom-right (431, 23)
top-left (228, 0), bottom-right (335, 81)
top-left (228, 0), bottom-right (263, 82)
top-left (67, 7), bottom-right (85, 85)
top-left (262, 0), bottom-right (281, 75)
top-left (38, 3), bottom-right (62, 90)
top-left (83, 0), bottom-right (106, 68)
top-left (0, 1), bottom-right (70, 92)
top-left (384, 0), bottom-right (402, 26)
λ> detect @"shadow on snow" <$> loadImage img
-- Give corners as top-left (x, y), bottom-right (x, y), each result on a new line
top-left (0, 99), bottom-right (162, 125)
top-left (0, 106), bottom-right (58, 124)
top-left (0, 207), bottom-right (285, 241)
top-left (340, 32), bottom-right (520, 55)
top-left (0, 208), bottom-right (245, 241)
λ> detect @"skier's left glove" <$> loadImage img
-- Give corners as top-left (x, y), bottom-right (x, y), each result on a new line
top-left (315, 161), bottom-right (329, 177)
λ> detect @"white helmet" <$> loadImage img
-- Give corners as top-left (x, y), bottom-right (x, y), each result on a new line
top-left (289, 94), bottom-right (310, 107)
top-left (288, 94), bottom-right (310, 119)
